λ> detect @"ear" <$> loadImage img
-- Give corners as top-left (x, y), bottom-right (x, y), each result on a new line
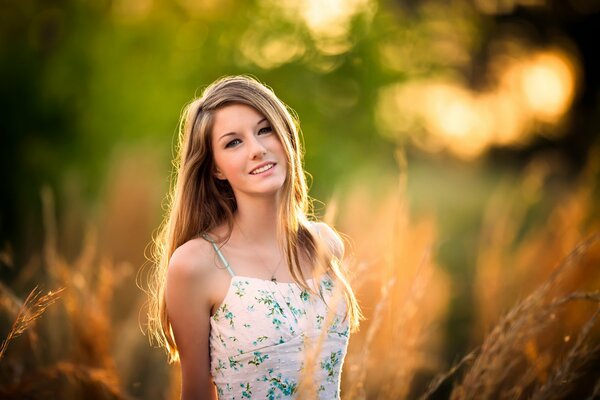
top-left (214, 167), bottom-right (226, 180)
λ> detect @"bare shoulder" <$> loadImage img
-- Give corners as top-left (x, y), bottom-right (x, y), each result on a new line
top-left (311, 221), bottom-right (345, 260)
top-left (167, 237), bottom-right (216, 284)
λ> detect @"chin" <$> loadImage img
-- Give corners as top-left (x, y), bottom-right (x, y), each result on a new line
top-left (257, 182), bottom-right (286, 196)
top-left (262, 184), bottom-right (286, 195)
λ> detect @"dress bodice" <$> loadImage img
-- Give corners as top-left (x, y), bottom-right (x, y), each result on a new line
top-left (203, 234), bottom-right (350, 400)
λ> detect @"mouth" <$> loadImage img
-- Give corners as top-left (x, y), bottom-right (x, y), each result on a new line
top-left (250, 162), bottom-right (276, 175)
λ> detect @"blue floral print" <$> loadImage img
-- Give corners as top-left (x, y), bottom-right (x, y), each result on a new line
top-left (209, 275), bottom-right (349, 399)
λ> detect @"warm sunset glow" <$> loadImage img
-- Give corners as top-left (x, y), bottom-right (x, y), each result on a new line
top-left (301, 0), bottom-right (371, 37)
top-left (425, 84), bottom-right (493, 159)
top-left (241, 33), bottom-right (306, 69)
top-left (426, 85), bottom-right (475, 138)
top-left (376, 81), bottom-right (496, 160)
top-left (483, 91), bottom-right (529, 145)
top-left (519, 51), bottom-right (577, 123)
top-left (375, 46), bottom-right (579, 159)
top-left (271, 0), bottom-right (373, 55)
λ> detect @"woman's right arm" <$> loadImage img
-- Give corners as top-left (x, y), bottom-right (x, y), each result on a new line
top-left (166, 245), bottom-right (217, 400)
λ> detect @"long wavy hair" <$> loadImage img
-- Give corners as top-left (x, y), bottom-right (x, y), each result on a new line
top-left (146, 75), bottom-right (361, 363)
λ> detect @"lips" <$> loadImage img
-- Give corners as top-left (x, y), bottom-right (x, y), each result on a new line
top-left (249, 162), bottom-right (276, 175)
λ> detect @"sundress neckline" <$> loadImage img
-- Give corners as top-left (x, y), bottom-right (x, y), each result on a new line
top-left (210, 275), bottom-right (318, 321)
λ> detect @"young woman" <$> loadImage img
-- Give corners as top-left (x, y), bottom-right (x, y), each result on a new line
top-left (147, 75), bottom-right (362, 399)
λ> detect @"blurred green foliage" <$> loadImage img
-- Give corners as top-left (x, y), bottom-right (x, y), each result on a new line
top-left (1, 0), bottom-right (405, 260)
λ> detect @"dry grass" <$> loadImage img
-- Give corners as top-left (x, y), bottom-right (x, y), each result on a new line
top-left (452, 235), bottom-right (600, 399)
top-left (0, 186), bottom-right (135, 399)
top-left (337, 172), bottom-right (451, 399)
top-left (450, 155), bottom-right (600, 399)
top-left (0, 361), bottom-right (129, 400)
top-left (0, 285), bottom-right (64, 361)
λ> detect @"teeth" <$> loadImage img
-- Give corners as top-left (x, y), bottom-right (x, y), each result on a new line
top-left (251, 163), bottom-right (274, 174)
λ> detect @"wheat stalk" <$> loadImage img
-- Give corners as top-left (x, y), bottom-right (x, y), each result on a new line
top-left (531, 299), bottom-right (600, 400)
top-left (417, 349), bottom-right (478, 400)
top-left (0, 286), bottom-right (64, 360)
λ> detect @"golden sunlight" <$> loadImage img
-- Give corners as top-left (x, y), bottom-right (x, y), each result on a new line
top-left (272, 0), bottom-right (373, 54)
top-left (424, 84), bottom-right (492, 159)
top-left (301, 0), bottom-right (370, 37)
top-left (375, 46), bottom-right (578, 159)
top-left (241, 33), bottom-right (306, 70)
top-left (518, 50), bottom-right (577, 123)
top-left (376, 81), bottom-right (496, 160)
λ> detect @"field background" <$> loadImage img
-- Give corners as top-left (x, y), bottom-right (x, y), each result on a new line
top-left (1, 0), bottom-right (599, 399)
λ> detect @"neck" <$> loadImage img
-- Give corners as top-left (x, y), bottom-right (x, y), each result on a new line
top-left (232, 192), bottom-right (283, 247)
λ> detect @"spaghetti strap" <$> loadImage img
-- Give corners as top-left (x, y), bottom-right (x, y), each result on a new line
top-left (201, 233), bottom-right (236, 277)
top-left (311, 221), bottom-right (323, 238)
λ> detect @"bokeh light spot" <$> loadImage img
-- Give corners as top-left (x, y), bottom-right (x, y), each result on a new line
top-left (519, 50), bottom-right (577, 123)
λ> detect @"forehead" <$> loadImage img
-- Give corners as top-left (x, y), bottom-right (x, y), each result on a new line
top-left (212, 103), bottom-right (266, 135)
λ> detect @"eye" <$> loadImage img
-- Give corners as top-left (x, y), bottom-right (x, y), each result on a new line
top-left (225, 138), bottom-right (241, 148)
top-left (258, 126), bottom-right (273, 135)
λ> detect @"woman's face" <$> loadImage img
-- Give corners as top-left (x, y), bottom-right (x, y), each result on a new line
top-left (211, 103), bottom-right (287, 199)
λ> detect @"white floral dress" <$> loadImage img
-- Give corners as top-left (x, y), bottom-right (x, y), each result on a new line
top-left (203, 234), bottom-right (350, 400)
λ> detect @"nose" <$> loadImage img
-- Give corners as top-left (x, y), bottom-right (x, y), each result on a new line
top-left (248, 135), bottom-right (267, 159)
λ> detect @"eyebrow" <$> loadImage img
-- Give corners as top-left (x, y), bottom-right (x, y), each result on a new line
top-left (218, 117), bottom-right (269, 142)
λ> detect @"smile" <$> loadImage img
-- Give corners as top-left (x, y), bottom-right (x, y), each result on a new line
top-left (250, 163), bottom-right (275, 175)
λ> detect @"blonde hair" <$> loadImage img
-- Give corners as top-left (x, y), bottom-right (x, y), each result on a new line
top-left (147, 75), bottom-right (361, 363)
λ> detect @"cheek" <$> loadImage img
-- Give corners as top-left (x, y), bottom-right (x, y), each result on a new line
top-left (270, 135), bottom-right (286, 154)
top-left (212, 150), bottom-right (229, 176)
top-left (213, 152), bottom-right (244, 177)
